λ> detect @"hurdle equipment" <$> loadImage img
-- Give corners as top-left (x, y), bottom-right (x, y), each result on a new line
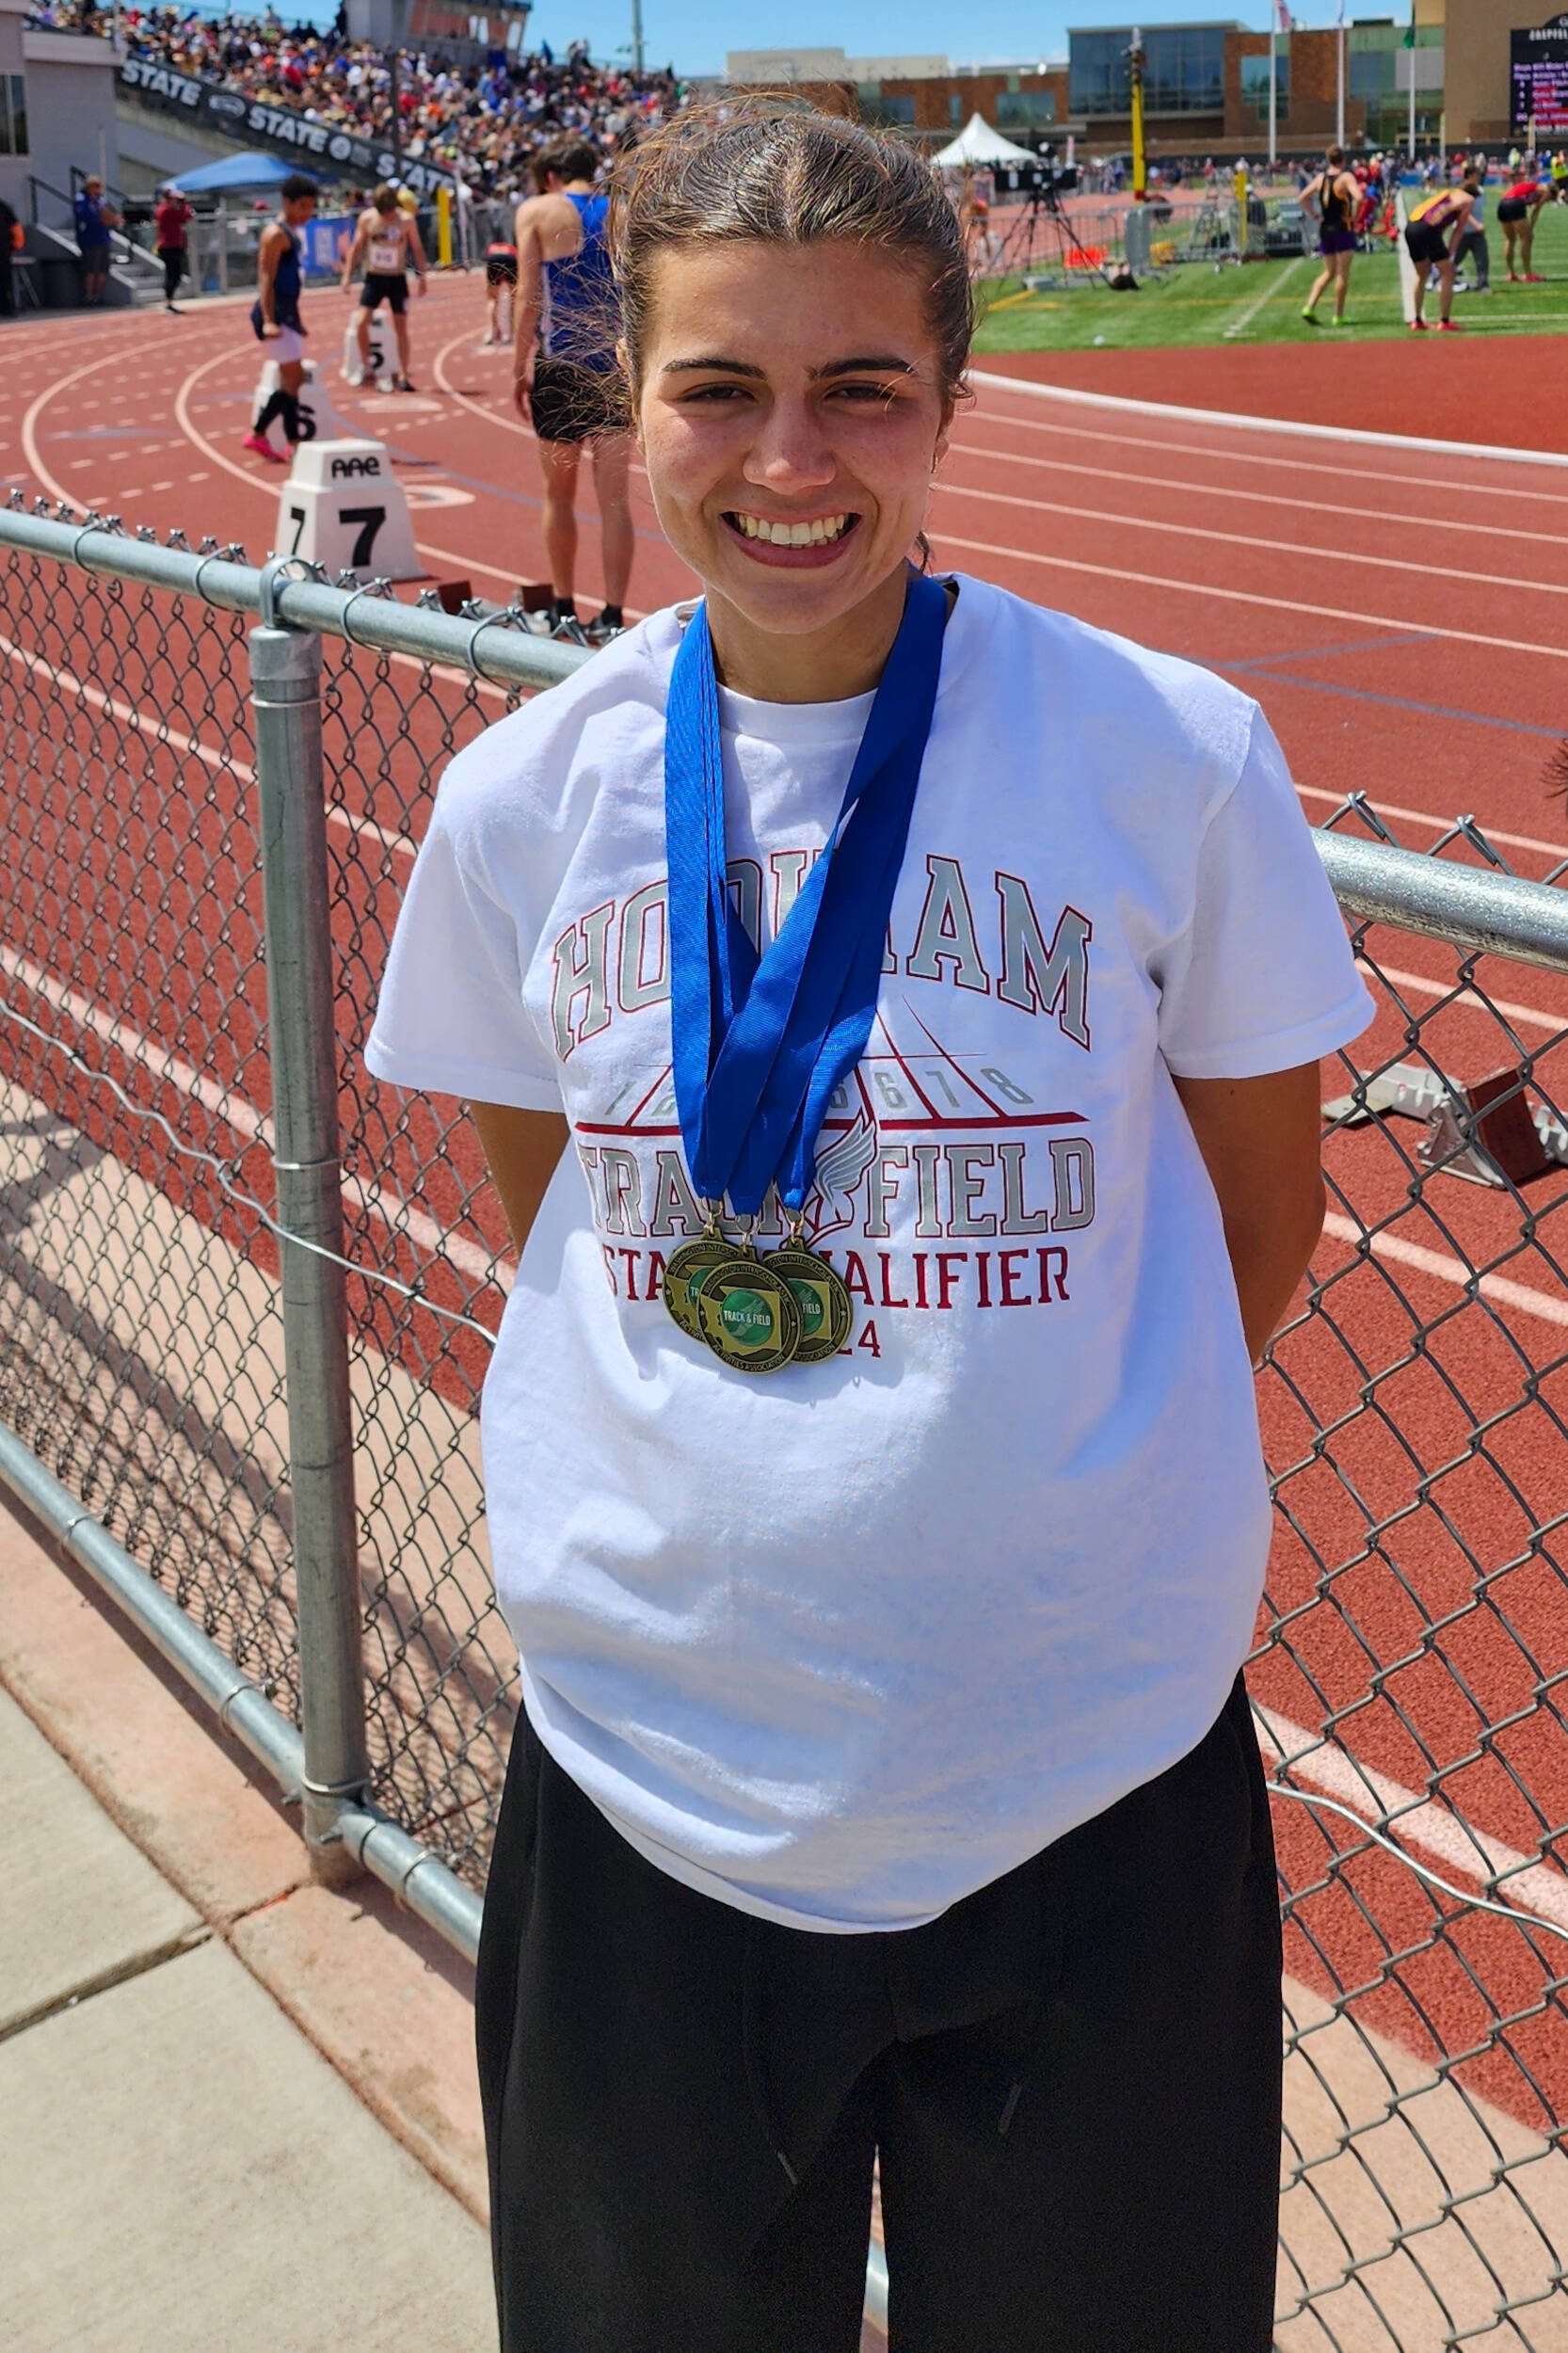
top-left (274, 439), bottom-right (422, 582)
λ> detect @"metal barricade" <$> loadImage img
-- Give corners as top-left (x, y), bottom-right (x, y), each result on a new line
top-left (2, 498), bottom-right (1566, 2343)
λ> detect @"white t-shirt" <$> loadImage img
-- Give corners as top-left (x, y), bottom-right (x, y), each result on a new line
top-left (367, 574), bottom-right (1373, 1932)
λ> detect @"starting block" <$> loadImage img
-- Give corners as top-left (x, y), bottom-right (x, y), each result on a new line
top-left (274, 438), bottom-right (422, 583)
top-left (1323, 1061), bottom-right (1566, 1189)
top-left (342, 309), bottom-right (392, 389)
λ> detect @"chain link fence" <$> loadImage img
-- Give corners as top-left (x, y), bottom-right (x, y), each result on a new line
top-left (2, 500), bottom-right (1567, 2346)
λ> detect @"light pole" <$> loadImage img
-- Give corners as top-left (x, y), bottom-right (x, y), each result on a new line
top-left (1128, 27), bottom-right (1146, 202)
top-left (631, 0), bottom-right (644, 75)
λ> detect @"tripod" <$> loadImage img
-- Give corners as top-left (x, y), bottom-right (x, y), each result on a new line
top-left (981, 174), bottom-right (1123, 296)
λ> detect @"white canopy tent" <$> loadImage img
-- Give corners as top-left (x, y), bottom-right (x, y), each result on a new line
top-left (932, 114), bottom-right (1036, 168)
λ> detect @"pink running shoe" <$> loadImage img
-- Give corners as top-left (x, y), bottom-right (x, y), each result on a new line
top-left (1438, 318), bottom-right (1464, 332)
top-left (242, 430), bottom-right (286, 463)
top-left (1409, 318), bottom-right (1429, 332)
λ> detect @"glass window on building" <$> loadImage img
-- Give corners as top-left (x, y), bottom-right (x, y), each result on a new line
top-left (1240, 52), bottom-right (1290, 119)
top-left (1144, 24), bottom-right (1225, 114)
top-left (997, 89), bottom-right (1058, 126)
top-left (858, 87), bottom-right (915, 124)
top-left (950, 92), bottom-right (963, 123)
top-left (0, 73), bottom-right (27, 157)
top-left (1069, 28), bottom-right (1132, 118)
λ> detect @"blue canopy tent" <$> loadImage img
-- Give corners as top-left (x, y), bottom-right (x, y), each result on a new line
top-left (170, 152), bottom-right (307, 195)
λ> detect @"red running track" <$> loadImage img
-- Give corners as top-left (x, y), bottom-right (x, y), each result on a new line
top-left (5, 283), bottom-right (1568, 2137)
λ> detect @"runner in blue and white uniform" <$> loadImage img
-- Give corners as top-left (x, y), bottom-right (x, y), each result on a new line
top-left (243, 173), bottom-right (318, 463)
top-left (512, 138), bottom-right (632, 645)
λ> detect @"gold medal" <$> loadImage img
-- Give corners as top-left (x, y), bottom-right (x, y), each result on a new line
top-left (763, 1241), bottom-right (854, 1365)
top-left (662, 1213), bottom-right (735, 1340)
top-left (695, 1253), bottom-right (802, 1375)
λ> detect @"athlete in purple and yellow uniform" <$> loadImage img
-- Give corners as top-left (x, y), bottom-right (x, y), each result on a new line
top-left (512, 137), bottom-right (632, 645)
top-left (1404, 169), bottom-right (1480, 332)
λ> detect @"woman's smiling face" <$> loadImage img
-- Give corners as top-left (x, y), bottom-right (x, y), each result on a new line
top-left (635, 239), bottom-right (952, 696)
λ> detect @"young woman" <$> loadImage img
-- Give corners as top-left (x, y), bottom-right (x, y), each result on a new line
top-left (368, 103), bottom-right (1371, 2353)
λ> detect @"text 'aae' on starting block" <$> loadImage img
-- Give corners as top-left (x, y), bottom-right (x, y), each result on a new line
top-left (275, 438), bottom-right (422, 583)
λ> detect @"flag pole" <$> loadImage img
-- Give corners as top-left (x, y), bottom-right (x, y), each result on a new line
top-left (1408, 0), bottom-right (1416, 159)
top-left (1269, 26), bottom-right (1277, 168)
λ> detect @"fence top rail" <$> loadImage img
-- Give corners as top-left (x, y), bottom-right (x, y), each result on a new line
top-left (6, 499), bottom-right (1568, 978)
top-left (0, 504), bottom-right (593, 695)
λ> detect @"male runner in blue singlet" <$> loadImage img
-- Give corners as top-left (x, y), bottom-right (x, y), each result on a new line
top-left (244, 173), bottom-right (319, 463)
top-left (512, 140), bottom-right (632, 644)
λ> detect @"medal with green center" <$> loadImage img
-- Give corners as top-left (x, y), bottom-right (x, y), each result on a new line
top-left (662, 1209), bottom-right (735, 1340)
top-left (763, 1241), bottom-right (854, 1365)
top-left (695, 1254), bottom-right (802, 1374)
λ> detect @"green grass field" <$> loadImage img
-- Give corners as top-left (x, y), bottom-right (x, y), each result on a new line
top-left (972, 202), bottom-right (1568, 354)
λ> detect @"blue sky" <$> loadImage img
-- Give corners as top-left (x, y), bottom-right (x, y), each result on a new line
top-left (260, 3), bottom-right (1363, 79)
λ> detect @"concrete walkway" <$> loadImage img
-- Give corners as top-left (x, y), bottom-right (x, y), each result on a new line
top-left (0, 1501), bottom-right (495, 2353)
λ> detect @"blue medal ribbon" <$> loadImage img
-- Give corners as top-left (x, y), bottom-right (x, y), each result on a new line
top-left (664, 569), bottom-right (949, 1220)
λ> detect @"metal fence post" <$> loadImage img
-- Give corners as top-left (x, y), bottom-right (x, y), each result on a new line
top-left (250, 617), bottom-right (370, 1886)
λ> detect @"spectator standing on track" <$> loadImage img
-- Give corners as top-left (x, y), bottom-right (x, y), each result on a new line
top-left (1450, 157), bottom-right (1490, 294)
top-left (1300, 145), bottom-right (1359, 326)
top-left (153, 183), bottom-right (195, 313)
top-left (342, 182), bottom-right (427, 392)
top-left (1497, 172), bottom-right (1551, 280)
top-left (242, 172), bottom-right (317, 462)
top-left (1404, 168), bottom-right (1480, 332)
top-left (73, 174), bottom-right (119, 307)
top-left (484, 229), bottom-right (518, 344)
top-left (512, 136), bottom-right (632, 645)
top-left (367, 99), bottom-right (1373, 2353)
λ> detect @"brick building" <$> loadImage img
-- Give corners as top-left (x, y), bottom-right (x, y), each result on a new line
top-left (727, 6), bottom-right (1538, 162)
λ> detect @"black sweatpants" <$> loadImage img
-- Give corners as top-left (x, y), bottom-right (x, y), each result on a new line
top-left (476, 1675), bottom-right (1282, 2353)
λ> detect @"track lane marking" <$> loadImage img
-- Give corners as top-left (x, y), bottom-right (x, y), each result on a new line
top-left (969, 369), bottom-right (1568, 474)
top-left (1256, 1706), bottom-right (1568, 1938)
top-left (0, 945), bottom-right (503, 1291)
top-left (1320, 1210), bottom-right (1568, 1327)
top-left (1294, 784), bottom-right (1568, 864)
top-left (926, 527), bottom-right (1568, 664)
top-left (930, 476), bottom-right (1568, 603)
top-left (940, 438), bottom-right (1557, 548)
top-left (0, 632), bottom-right (420, 856)
top-left (962, 393), bottom-right (1568, 508)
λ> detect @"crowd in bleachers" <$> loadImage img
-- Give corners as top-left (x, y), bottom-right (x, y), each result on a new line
top-left (26, 2), bottom-right (679, 196)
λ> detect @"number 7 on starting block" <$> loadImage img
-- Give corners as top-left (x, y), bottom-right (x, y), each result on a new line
top-left (275, 439), bottom-right (422, 582)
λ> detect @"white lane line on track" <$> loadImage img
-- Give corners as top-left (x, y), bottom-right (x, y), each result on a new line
top-left (1294, 783), bottom-right (1568, 865)
top-left (1321, 1209), bottom-right (1568, 1327)
top-left (0, 632), bottom-right (418, 860)
top-left (930, 476), bottom-right (1568, 602)
top-left (942, 436), bottom-right (1554, 548)
top-left (0, 946), bottom-right (502, 1292)
top-left (1223, 253), bottom-right (1306, 340)
top-left (969, 369), bottom-right (1568, 473)
top-left (928, 526), bottom-right (1568, 665)
top-left (21, 349), bottom-right (126, 506)
top-left (963, 396), bottom-right (1568, 508)
top-left (1256, 1706), bottom-right (1568, 1939)
top-left (1357, 959), bottom-right (1567, 1034)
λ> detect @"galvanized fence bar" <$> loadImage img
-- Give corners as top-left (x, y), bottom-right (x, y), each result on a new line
top-left (250, 616), bottom-right (372, 1884)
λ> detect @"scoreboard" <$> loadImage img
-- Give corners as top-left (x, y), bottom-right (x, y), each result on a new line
top-left (1512, 12), bottom-right (1568, 136)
